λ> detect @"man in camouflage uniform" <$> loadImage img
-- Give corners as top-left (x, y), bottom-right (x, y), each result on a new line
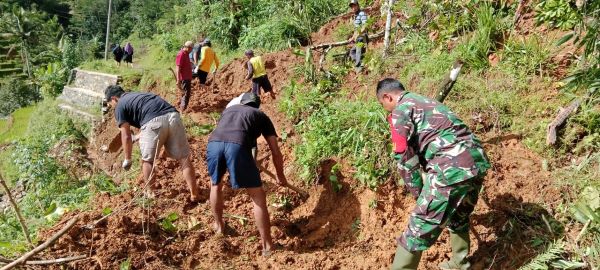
top-left (375, 78), bottom-right (490, 270)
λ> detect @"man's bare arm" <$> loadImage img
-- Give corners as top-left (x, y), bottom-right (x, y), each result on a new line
top-left (120, 123), bottom-right (133, 161)
top-left (266, 136), bottom-right (287, 186)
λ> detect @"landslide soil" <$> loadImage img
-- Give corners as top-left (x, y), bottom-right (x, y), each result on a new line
top-left (39, 12), bottom-right (565, 270)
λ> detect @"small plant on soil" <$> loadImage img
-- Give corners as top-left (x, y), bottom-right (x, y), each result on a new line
top-left (351, 218), bottom-right (362, 238)
top-left (159, 212), bottom-right (179, 234)
top-left (273, 195), bottom-right (292, 210)
top-left (368, 199), bottom-right (378, 209)
top-left (329, 164), bottom-right (342, 193)
top-left (120, 257), bottom-right (131, 270)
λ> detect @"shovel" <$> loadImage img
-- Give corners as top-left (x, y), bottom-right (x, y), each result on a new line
top-left (256, 163), bottom-right (308, 199)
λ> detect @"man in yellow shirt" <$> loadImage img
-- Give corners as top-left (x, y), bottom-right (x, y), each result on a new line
top-left (197, 38), bottom-right (220, 85)
top-left (245, 50), bottom-right (275, 99)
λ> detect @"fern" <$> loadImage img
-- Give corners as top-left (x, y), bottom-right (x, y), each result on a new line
top-left (519, 241), bottom-right (566, 270)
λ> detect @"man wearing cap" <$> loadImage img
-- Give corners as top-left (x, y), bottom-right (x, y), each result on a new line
top-left (197, 38), bottom-right (220, 86)
top-left (176, 41), bottom-right (194, 111)
top-left (245, 50), bottom-right (276, 99)
top-left (207, 92), bottom-right (287, 256)
top-left (348, 0), bottom-right (369, 71)
top-left (104, 85), bottom-right (201, 202)
top-left (375, 78), bottom-right (490, 270)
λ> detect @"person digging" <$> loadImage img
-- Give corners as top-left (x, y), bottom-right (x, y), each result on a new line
top-left (206, 92), bottom-right (288, 256)
top-left (375, 79), bottom-right (491, 270)
top-left (104, 85), bottom-right (202, 202)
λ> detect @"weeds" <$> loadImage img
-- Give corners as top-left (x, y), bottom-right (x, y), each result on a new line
top-left (456, 4), bottom-right (505, 71)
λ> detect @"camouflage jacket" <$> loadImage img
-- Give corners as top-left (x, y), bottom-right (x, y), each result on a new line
top-left (389, 92), bottom-right (490, 196)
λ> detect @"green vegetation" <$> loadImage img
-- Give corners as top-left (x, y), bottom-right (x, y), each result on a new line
top-left (280, 64), bottom-right (392, 189)
top-left (0, 102), bottom-right (124, 256)
top-left (535, 0), bottom-right (581, 30)
top-left (0, 105), bottom-right (35, 143)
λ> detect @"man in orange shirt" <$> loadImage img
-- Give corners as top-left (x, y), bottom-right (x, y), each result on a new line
top-left (197, 38), bottom-right (220, 86)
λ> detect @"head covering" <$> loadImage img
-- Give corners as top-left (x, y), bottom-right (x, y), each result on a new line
top-left (240, 92), bottom-right (261, 108)
top-left (349, 0), bottom-right (359, 7)
top-left (124, 42), bottom-right (133, 54)
top-left (245, 49), bottom-right (254, 57)
top-left (184, 41), bottom-right (194, 48)
top-left (104, 85), bottom-right (125, 102)
top-left (202, 38), bottom-right (211, 45)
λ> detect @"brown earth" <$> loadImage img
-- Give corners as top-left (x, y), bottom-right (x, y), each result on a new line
top-left (37, 6), bottom-right (567, 270)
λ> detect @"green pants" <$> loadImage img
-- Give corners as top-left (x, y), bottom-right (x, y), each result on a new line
top-left (397, 174), bottom-right (483, 252)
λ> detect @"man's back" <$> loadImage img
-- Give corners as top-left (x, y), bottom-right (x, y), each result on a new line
top-left (391, 92), bottom-right (489, 184)
top-left (209, 105), bottom-right (276, 148)
top-left (115, 93), bottom-right (177, 128)
top-left (199, 46), bottom-right (219, 72)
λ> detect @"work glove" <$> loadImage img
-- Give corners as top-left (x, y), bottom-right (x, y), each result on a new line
top-left (122, 159), bottom-right (132, 171)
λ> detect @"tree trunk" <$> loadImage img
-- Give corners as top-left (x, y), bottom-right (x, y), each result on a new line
top-left (383, 0), bottom-right (395, 57)
top-left (436, 60), bottom-right (464, 103)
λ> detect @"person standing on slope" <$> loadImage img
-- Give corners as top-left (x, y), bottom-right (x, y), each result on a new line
top-left (112, 44), bottom-right (124, 67)
top-left (375, 79), bottom-right (490, 270)
top-left (176, 41), bottom-right (194, 111)
top-left (348, 0), bottom-right (369, 72)
top-left (245, 50), bottom-right (276, 99)
top-left (104, 85), bottom-right (201, 202)
top-left (197, 38), bottom-right (220, 86)
top-left (206, 92), bottom-right (287, 256)
top-left (123, 42), bottom-right (134, 68)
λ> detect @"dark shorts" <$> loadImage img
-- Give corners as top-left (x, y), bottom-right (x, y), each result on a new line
top-left (206, 141), bottom-right (261, 189)
top-left (251, 75), bottom-right (273, 95)
top-left (198, 70), bottom-right (208, 85)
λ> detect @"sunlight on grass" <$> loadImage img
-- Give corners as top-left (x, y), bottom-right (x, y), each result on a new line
top-left (0, 105), bottom-right (36, 144)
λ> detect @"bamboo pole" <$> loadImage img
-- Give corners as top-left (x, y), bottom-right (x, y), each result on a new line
top-left (0, 173), bottom-right (33, 248)
top-left (0, 217), bottom-right (79, 270)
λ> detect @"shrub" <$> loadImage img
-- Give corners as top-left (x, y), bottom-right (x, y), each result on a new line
top-left (0, 78), bottom-right (40, 117)
top-left (293, 95), bottom-right (391, 189)
top-left (535, 0), bottom-right (580, 30)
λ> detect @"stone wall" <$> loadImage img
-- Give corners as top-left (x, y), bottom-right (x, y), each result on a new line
top-left (58, 69), bottom-right (121, 122)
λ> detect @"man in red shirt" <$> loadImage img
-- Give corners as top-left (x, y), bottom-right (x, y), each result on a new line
top-left (176, 41), bottom-right (194, 111)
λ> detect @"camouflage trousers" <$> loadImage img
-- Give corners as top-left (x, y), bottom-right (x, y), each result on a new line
top-left (397, 174), bottom-right (484, 252)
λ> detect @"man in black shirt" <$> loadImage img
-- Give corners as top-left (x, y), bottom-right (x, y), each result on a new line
top-left (104, 85), bottom-right (201, 202)
top-left (207, 92), bottom-right (288, 256)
